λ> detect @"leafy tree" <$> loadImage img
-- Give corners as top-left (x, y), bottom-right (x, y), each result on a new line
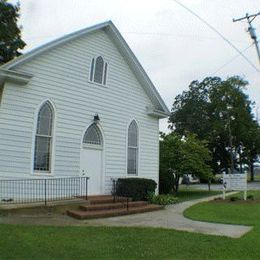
top-left (159, 133), bottom-right (213, 193)
top-left (0, 0), bottom-right (25, 64)
top-left (169, 76), bottom-right (259, 177)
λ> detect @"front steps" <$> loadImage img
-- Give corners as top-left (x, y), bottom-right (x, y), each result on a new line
top-left (67, 195), bottom-right (163, 220)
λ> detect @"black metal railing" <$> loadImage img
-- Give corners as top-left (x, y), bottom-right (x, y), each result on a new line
top-left (0, 176), bottom-right (89, 205)
top-left (111, 178), bottom-right (129, 211)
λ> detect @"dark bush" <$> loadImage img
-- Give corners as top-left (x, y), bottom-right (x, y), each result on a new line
top-left (159, 169), bottom-right (175, 194)
top-left (230, 196), bottom-right (240, 202)
top-left (116, 178), bottom-right (157, 201)
top-left (247, 194), bottom-right (254, 200)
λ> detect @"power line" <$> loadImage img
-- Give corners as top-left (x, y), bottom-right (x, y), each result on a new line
top-left (172, 0), bottom-right (260, 73)
top-left (212, 44), bottom-right (253, 75)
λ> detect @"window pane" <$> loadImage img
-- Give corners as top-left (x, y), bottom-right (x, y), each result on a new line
top-left (94, 56), bottom-right (104, 84)
top-left (128, 147), bottom-right (137, 175)
top-left (83, 124), bottom-right (102, 145)
top-left (127, 120), bottom-right (138, 175)
top-left (34, 136), bottom-right (51, 171)
top-left (128, 121), bottom-right (137, 147)
top-left (37, 103), bottom-right (53, 136)
top-left (90, 58), bottom-right (94, 81)
top-left (103, 63), bottom-right (108, 85)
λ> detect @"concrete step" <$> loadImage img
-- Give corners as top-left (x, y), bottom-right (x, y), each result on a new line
top-left (80, 201), bottom-right (148, 211)
top-left (67, 204), bottom-right (163, 220)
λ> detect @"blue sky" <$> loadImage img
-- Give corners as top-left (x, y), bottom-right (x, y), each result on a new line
top-left (12, 0), bottom-right (260, 132)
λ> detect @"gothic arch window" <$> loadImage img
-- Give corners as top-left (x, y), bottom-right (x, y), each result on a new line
top-left (127, 120), bottom-right (138, 175)
top-left (83, 123), bottom-right (103, 146)
top-left (89, 56), bottom-right (108, 85)
top-left (34, 101), bottom-right (54, 172)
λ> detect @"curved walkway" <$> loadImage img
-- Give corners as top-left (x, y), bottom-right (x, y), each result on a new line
top-left (87, 193), bottom-right (253, 238)
top-left (0, 194), bottom-right (253, 238)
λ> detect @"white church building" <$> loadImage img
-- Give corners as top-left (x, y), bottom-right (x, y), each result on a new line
top-left (0, 21), bottom-right (169, 196)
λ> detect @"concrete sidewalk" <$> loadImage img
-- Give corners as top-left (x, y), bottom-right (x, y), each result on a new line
top-left (87, 193), bottom-right (253, 238)
top-left (0, 193), bottom-right (253, 238)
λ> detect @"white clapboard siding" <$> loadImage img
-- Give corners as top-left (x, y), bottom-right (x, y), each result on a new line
top-left (0, 29), bottom-right (159, 193)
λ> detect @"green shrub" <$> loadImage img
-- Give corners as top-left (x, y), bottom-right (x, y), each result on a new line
top-left (148, 194), bottom-right (179, 205)
top-left (116, 178), bottom-right (157, 201)
top-left (159, 168), bottom-right (175, 194)
top-left (230, 196), bottom-right (240, 202)
top-left (247, 194), bottom-right (254, 200)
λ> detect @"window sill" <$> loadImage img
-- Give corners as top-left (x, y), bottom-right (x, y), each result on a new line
top-left (88, 80), bottom-right (108, 88)
top-left (31, 172), bottom-right (54, 177)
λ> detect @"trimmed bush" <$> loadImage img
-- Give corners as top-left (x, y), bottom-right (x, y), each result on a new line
top-left (116, 178), bottom-right (157, 201)
top-left (247, 195), bottom-right (254, 200)
top-left (148, 194), bottom-right (179, 205)
top-left (230, 196), bottom-right (240, 202)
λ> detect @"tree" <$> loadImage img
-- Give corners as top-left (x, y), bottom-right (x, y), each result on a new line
top-left (0, 0), bottom-right (25, 64)
top-left (169, 76), bottom-right (260, 176)
top-left (159, 133), bottom-right (213, 194)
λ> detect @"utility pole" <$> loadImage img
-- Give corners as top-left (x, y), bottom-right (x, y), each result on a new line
top-left (233, 12), bottom-right (260, 64)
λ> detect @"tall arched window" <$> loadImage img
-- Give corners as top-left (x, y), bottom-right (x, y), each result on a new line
top-left (34, 101), bottom-right (54, 172)
top-left (127, 120), bottom-right (138, 175)
top-left (89, 56), bottom-right (108, 85)
top-left (83, 123), bottom-right (103, 146)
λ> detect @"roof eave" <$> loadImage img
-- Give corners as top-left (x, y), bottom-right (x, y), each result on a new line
top-left (146, 106), bottom-right (170, 119)
top-left (0, 69), bottom-right (33, 85)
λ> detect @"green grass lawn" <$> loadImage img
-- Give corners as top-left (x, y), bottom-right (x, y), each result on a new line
top-left (0, 190), bottom-right (259, 259)
top-left (176, 187), bottom-right (220, 202)
top-left (0, 224), bottom-right (253, 260)
top-left (183, 190), bottom-right (260, 259)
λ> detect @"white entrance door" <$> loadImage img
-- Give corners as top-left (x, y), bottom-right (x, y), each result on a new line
top-left (80, 148), bottom-right (102, 195)
top-left (80, 123), bottom-right (103, 195)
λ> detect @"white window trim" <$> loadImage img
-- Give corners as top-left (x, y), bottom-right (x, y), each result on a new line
top-left (88, 55), bottom-right (109, 87)
top-left (126, 119), bottom-right (139, 176)
top-left (31, 99), bottom-right (56, 176)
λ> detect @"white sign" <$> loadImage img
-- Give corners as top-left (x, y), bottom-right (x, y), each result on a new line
top-left (223, 173), bottom-right (247, 190)
top-left (222, 173), bottom-right (247, 200)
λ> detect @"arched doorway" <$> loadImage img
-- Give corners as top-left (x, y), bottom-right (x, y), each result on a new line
top-left (80, 123), bottom-right (103, 195)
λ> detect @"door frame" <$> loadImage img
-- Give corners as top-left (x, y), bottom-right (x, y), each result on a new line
top-left (80, 122), bottom-right (105, 195)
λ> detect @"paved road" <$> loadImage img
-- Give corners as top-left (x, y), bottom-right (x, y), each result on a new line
top-left (87, 193), bottom-right (252, 238)
top-left (189, 181), bottom-right (260, 191)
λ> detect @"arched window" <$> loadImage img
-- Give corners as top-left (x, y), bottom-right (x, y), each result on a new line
top-left (127, 120), bottom-right (138, 175)
top-left (34, 101), bottom-right (54, 172)
top-left (89, 56), bottom-right (108, 85)
top-left (83, 124), bottom-right (102, 146)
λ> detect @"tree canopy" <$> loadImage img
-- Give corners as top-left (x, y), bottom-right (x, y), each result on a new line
top-left (0, 0), bottom-right (25, 64)
top-left (159, 133), bottom-right (213, 193)
top-left (169, 76), bottom-right (259, 178)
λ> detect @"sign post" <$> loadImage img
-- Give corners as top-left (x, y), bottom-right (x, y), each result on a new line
top-left (222, 173), bottom-right (247, 200)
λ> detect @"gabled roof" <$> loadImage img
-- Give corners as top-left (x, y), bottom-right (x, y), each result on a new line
top-left (0, 21), bottom-right (170, 117)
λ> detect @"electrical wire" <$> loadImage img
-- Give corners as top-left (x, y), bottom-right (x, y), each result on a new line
top-left (212, 44), bottom-right (254, 75)
top-left (172, 0), bottom-right (260, 73)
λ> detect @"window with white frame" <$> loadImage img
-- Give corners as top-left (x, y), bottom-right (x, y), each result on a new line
top-left (34, 101), bottom-right (54, 172)
top-left (89, 56), bottom-right (108, 85)
top-left (127, 120), bottom-right (138, 175)
top-left (83, 123), bottom-right (102, 146)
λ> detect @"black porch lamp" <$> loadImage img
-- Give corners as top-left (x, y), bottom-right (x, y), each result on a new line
top-left (93, 113), bottom-right (100, 123)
